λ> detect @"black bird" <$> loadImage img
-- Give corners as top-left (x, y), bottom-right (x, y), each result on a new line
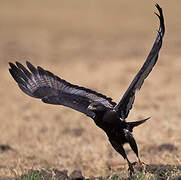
top-left (9, 4), bottom-right (164, 175)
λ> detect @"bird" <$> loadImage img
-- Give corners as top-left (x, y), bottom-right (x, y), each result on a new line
top-left (9, 4), bottom-right (164, 175)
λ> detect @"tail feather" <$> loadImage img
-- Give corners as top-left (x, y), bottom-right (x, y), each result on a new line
top-left (127, 117), bottom-right (150, 132)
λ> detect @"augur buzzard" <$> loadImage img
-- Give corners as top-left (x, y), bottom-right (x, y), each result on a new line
top-left (9, 4), bottom-right (165, 175)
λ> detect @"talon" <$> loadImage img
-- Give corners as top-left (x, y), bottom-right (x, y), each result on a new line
top-left (131, 161), bottom-right (137, 166)
top-left (128, 162), bottom-right (135, 176)
top-left (138, 158), bottom-right (146, 171)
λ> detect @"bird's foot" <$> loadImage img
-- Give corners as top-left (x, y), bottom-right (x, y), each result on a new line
top-left (138, 159), bottom-right (146, 171)
top-left (128, 160), bottom-right (146, 175)
top-left (128, 162), bottom-right (137, 176)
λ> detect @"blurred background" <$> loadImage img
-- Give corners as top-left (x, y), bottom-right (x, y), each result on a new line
top-left (0, 0), bottom-right (181, 177)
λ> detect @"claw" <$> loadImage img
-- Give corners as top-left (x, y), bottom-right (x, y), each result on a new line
top-left (131, 161), bottom-right (137, 166)
top-left (138, 158), bottom-right (146, 171)
top-left (128, 162), bottom-right (137, 176)
top-left (128, 159), bottom-right (146, 175)
top-left (128, 164), bottom-right (134, 176)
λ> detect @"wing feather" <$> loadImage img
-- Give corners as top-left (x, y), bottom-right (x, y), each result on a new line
top-left (9, 61), bottom-right (116, 119)
top-left (114, 4), bottom-right (165, 119)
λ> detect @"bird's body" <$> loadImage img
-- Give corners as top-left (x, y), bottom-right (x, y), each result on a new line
top-left (9, 4), bottom-right (165, 175)
top-left (93, 109), bottom-right (125, 141)
top-left (94, 110), bottom-right (122, 136)
top-left (90, 104), bottom-right (149, 169)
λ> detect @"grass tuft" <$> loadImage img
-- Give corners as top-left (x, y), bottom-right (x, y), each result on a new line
top-left (15, 170), bottom-right (50, 180)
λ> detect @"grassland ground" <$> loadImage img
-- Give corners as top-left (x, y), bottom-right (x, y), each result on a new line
top-left (0, 0), bottom-right (181, 179)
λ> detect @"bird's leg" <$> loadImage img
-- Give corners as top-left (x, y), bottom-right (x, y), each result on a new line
top-left (124, 129), bottom-right (147, 169)
top-left (109, 138), bottom-right (136, 176)
top-left (137, 157), bottom-right (146, 171)
top-left (126, 157), bottom-right (135, 176)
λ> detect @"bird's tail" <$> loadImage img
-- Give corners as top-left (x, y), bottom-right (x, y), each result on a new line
top-left (127, 117), bottom-right (150, 132)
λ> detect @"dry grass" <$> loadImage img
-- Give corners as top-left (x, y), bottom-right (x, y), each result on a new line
top-left (0, 0), bottom-right (181, 178)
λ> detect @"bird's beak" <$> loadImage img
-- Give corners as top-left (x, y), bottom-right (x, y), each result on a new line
top-left (88, 104), bottom-right (96, 111)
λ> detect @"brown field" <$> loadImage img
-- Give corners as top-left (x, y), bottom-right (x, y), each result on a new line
top-left (0, 0), bottom-right (181, 178)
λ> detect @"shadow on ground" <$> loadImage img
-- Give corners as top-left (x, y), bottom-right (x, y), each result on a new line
top-left (145, 164), bottom-right (181, 180)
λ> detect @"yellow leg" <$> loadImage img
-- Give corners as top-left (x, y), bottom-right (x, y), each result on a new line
top-left (138, 157), bottom-right (146, 171)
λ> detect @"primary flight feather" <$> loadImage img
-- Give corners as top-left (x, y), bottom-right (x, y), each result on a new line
top-left (9, 4), bottom-right (165, 175)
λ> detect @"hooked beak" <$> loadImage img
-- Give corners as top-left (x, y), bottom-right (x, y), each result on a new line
top-left (88, 104), bottom-right (96, 111)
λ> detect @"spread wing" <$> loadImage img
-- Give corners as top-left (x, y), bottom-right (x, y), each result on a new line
top-left (9, 61), bottom-right (116, 119)
top-left (114, 4), bottom-right (165, 119)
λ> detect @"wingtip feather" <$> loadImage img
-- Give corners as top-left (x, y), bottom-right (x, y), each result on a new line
top-left (9, 62), bottom-right (16, 69)
top-left (26, 61), bottom-right (37, 73)
top-left (15, 61), bottom-right (21, 66)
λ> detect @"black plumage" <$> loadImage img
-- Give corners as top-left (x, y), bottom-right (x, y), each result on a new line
top-left (9, 4), bottom-right (165, 175)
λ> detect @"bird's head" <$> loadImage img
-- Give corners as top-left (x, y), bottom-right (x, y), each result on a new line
top-left (88, 102), bottom-right (108, 113)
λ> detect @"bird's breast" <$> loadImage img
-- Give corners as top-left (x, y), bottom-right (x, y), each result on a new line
top-left (102, 110), bottom-right (119, 125)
